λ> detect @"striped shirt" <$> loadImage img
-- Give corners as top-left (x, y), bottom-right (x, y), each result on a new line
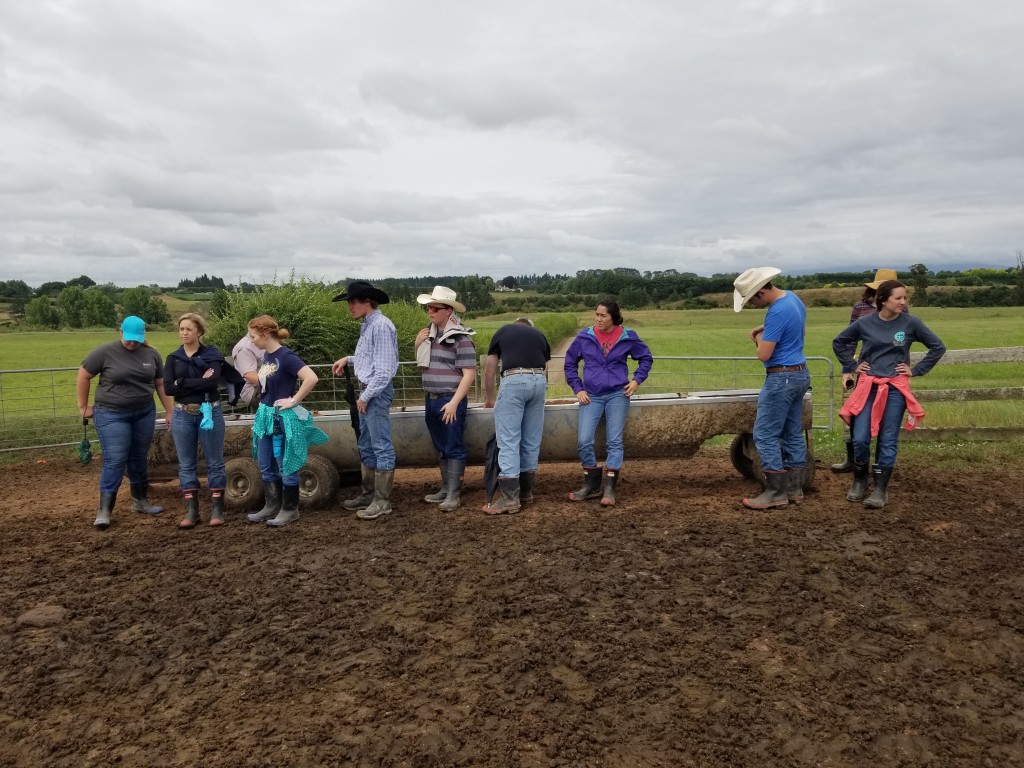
top-left (421, 333), bottom-right (476, 394)
top-left (352, 310), bottom-right (398, 402)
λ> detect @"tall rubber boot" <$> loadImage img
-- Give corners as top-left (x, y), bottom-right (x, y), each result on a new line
top-left (209, 489), bottom-right (225, 526)
top-left (358, 470), bottom-right (395, 520)
top-left (482, 477), bottom-right (521, 515)
top-left (343, 464), bottom-right (375, 511)
top-left (600, 469), bottom-right (619, 507)
top-left (742, 471), bottom-right (789, 510)
top-left (438, 460), bottom-right (465, 512)
top-left (831, 440), bottom-right (854, 473)
top-left (94, 491), bottom-right (116, 530)
top-left (519, 472), bottom-right (535, 506)
top-left (424, 460), bottom-right (449, 503)
top-left (863, 466), bottom-right (893, 510)
top-left (786, 468), bottom-right (804, 505)
top-left (247, 480), bottom-right (282, 523)
top-left (178, 489), bottom-right (201, 529)
top-left (846, 463), bottom-right (870, 502)
top-left (130, 483), bottom-right (163, 515)
top-left (267, 484), bottom-right (300, 527)
top-left (567, 467), bottom-right (602, 501)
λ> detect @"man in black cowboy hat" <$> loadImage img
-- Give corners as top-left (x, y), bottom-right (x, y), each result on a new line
top-left (331, 281), bottom-right (399, 520)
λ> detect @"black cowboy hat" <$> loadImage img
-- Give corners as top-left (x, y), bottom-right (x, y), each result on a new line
top-left (332, 280), bottom-right (390, 304)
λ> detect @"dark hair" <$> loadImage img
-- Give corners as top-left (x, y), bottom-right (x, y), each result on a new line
top-left (860, 286), bottom-right (877, 304)
top-left (597, 300), bottom-right (623, 326)
top-left (874, 280), bottom-right (906, 311)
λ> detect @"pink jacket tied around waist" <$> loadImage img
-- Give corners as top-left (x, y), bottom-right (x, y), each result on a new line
top-left (839, 374), bottom-right (926, 436)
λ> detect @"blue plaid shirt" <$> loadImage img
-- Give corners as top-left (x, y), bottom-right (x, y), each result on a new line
top-left (352, 309), bottom-right (399, 402)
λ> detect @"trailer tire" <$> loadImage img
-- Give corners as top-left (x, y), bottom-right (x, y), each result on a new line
top-left (730, 431), bottom-right (816, 489)
top-left (224, 457), bottom-right (263, 511)
top-left (299, 454), bottom-right (340, 509)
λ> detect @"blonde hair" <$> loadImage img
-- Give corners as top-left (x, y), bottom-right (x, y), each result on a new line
top-left (178, 312), bottom-right (207, 336)
top-left (247, 314), bottom-right (291, 341)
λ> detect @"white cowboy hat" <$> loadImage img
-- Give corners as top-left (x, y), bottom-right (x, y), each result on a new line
top-left (733, 267), bottom-right (782, 312)
top-left (416, 285), bottom-right (466, 313)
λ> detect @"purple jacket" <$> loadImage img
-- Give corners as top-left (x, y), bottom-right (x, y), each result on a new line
top-left (563, 326), bottom-right (654, 397)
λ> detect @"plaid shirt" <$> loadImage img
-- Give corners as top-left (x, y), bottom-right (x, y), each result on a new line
top-left (352, 310), bottom-right (399, 402)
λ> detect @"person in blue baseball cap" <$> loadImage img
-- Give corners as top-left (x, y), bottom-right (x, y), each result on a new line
top-left (77, 316), bottom-right (174, 529)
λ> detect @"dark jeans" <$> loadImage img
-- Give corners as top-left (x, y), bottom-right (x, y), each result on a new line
top-left (424, 393), bottom-right (468, 461)
top-left (851, 384), bottom-right (906, 468)
top-left (93, 402), bottom-right (156, 493)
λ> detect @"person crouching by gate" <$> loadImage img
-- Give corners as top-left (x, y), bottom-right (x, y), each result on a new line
top-left (415, 286), bottom-right (477, 512)
top-left (832, 280), bottom-right (945, 510)
top-left (733, 268), bottom-right (810, 510)
top-left (77, 316), bottom-right (174, 529)
top-left (163, 313), bottom-right (229, 528)
top-left (482, 317), bottom-right (551, 514)
top-left (563, 300), bottom-right (653, 506)
top-left (331, 281), bottom-right (399, 521)
top-left (244, 315), bottom-right (322, 527)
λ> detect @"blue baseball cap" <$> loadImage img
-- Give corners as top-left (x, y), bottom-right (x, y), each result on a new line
top-left (121, 316), bottom-right (146, 343)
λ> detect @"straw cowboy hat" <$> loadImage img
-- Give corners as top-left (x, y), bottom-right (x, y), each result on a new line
top-left (733, 267), bottom-right (781, 312)
top-left (864, 269), bottom-right (898, 291)
top-left (416, 285), bottom-right (466, 313)
top-left (332, 280), bottom-right (390, 304)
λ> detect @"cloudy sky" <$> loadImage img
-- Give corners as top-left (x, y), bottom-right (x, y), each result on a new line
top-left (2, 0), bottom-right (1022, 287)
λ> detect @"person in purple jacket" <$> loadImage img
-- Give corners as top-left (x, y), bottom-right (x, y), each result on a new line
top-left (563, 300), bottom-right (653, 506)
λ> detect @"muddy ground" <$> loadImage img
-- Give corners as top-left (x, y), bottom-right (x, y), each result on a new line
top-left (2, 447), bottom-right (1023, 767)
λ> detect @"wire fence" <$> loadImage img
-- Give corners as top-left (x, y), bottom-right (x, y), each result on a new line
top-left (0, 356), bottom-right (836, 453)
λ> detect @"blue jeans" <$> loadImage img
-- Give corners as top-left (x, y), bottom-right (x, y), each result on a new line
top-left (577, 390), bottom-right (629, 469)
top-left (357, 383), bottom-right (395, 471)
top-left (753, 370), bottom-right (810, 473)
top-left (256, 422), bottom-right (300, 487)
top-left (494, 373), bottom-right (547, 477)
top-left (851, 384), bottom-right (906, 468)
top-left (425, 394), bottom-right (468, 461)
top-left (170, 405), bottom-right (227, 491)
top-left (93, 402), bottom-right (156, 493)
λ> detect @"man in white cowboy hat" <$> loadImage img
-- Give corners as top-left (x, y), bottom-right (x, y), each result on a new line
top-left (733, 267), bottom-right (810, 510)
top-left (415, 286), bottom-right (477, 511)
top-left (331, 281), bottom-right (399, 520)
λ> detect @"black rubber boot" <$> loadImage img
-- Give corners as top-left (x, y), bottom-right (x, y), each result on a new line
top-left (742, 472), bottom-right (789, 510)
top-left (267, 484), bottom-right (300, 527)
top-left (846, 463), bottom-right (870, 502)
top-left (358, 470), bottom-right (395, 520)
top-left (831, 440), bottom-right (854, 473)
top-left (209, 489), bottom-right (225, 526)
top-left (438, 460), bottom-right (465, 512)
top-left (424, 460), bottom-right (449, 503)
top-left (482, 477), bottom-right (522, 515)
top-left (600, 469), bottom-right (619, 506)
top-left (178, 489), bottom-right (201, 529)
top-left (568, 467), bottom-right (602, 501)
top-left (130, 482), bottom-right (163, 515)
top-left (248, 480), bottom-right (282, 523)
top-left (343, 464), bottom-right (375, 511)
top-left (863, 466), bottom-right (893, 510)
top-left (519, 472), bottom-right (535, 505)
top-left (94, 491), bottom-right (116, 530)
top-left (786, 469), bottom-right (804, 504)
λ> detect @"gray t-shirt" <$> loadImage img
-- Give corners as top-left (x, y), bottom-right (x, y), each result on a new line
top-left (82, 341), bottom-right (164, 410)
top-left (833, 312), bottom-right (945, 378)
top-left (231, 335), bottom-right (264, 406)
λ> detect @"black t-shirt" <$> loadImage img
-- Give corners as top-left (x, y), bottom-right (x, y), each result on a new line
top-left (487, 324), bottom-right (551, 371)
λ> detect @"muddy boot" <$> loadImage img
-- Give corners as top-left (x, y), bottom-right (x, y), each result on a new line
top-left (267, 484), bottom-right (300, 527)
top-left (343, 464), bottom-right (375, 511)
top-left (831, 440), bottom-right (854, 473)
top-left (567, 467), bottom-right (602, 501)
top-left (358, 470), bottom-right (395, 520)
top-left (209, 489), bottom-right (225, 526)
top-left (519, 472), bottom-right (535, 505)
top-left (846, 463), bottom-right (869, 502)
top-left (482, 477), bottom-right (521, 515)
top-left (438, 460), bottom-right (465, 512)
top-left (94, 491), bottom-right (116, 530)
top-left (742, 471), bottom-right (789, 510)
top-left (247, 480), bottom-right (282, 523)
top-left (786, 469), bottom-right (804, 505)
top-left (130, 483), bottom-right (163, 515)
top-left (863, 466), bottom-right (893, 510)
top-left (600, 469), bottom-right (619, 507)
top-left (424, 460), bottom-right (449, 503)
top-left (178, 489), bottom-right (201, 529)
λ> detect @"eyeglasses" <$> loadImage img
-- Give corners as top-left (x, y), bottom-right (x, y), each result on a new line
top-left (426, 305), bottom-right (449, 312)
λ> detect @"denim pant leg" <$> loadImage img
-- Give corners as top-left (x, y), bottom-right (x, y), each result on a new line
top-left (602, 391), bottom-right (630, 469)
top-left (576, 396), bottom-right (605, 467)
top-left (753, 374), bottom-right (798, 473)
top-left (256, 434), bottom-right (281, 483)
top-left (495, 376), bottom-right (529, 477)
top-left (780, 370), bottom-right (810, 469)
top-left (171, 410), bottom-right (201, 489)
top-left (125, 402), bottom-right (156, 486)
top-left (519, 376), bottom-right (547, 474)
top-left (851, 386), bottom-right (886, 466)
top-left (199, 408), bottom-right (227, 489)
top-left (424, 394), bottom-right (468, 461)
top-left (875, 387), bottom-right (906, 468)
top-left (93, 406), bottom-right (131, 493)
top-left (361, 384), bottom-right (395, 471)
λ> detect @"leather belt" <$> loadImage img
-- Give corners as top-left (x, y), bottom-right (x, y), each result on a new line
top-left (765, 363), bottom-right (807, 374)
top-left (174, 402), bottom-right (220, 414)
top-left (502, 367), bottom-right (546, 377)
top-left (426, 392), bottom-right (455, 400)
